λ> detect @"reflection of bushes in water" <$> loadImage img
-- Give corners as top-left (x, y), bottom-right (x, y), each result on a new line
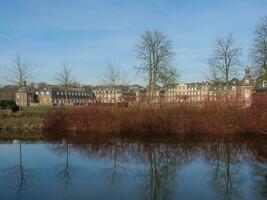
top-left (42, 103), bottom-right (267, 138)
top-left (47, 137), bottom-right (267, 199)
top-left (2, 141), bottom-right (33, 198)
top-left (47, 139), bottom-right (78, 191)
top-left (68, 137), bottom-right (259, 164)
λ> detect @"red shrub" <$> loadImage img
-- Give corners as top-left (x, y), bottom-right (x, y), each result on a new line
top-left (42, 102), bottom-right (267, 138)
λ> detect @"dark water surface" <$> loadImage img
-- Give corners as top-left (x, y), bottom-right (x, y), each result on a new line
top-left (0, 137), bottom-right (267, 200)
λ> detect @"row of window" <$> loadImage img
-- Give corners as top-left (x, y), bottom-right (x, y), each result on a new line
top-left (95, 94), bottom-right (121, 97)
top-left (166, 91), bottom-right (214, 96)
top-left (37, 91), bottom-right (94, 97)
top-left (166, 97), bottom-right (218, 102)
top-left (53, 99), bottom-right (95, 104)
top-left (93, 90), bottom-right (120, 94)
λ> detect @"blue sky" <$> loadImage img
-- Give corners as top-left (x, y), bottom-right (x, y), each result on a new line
top-left (0, 0), bottom-right (266, 85)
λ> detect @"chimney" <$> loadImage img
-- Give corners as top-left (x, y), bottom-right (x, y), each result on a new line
top-left (245, 68), bottom-right (251, 76)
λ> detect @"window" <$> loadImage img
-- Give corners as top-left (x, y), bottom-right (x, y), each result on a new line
top-left (245, 90), bottom-right (250, 99)
top-left (232, 86), bottom-right (236, 90)
top-left (46, 92), bottom-right (50, 95)
top-left (263, 80), bottom-right (267, 87)
top-left (245, 79), bottom-right (249, 84)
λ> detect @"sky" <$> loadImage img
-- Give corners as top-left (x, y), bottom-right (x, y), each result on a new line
top-left (0, 0), bottom-right (266, 86)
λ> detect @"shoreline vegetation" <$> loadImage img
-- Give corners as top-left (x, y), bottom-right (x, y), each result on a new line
top-left (0, 101), bottom-right (266, 141)
top-left (43, 102), bottom-right (267, 138)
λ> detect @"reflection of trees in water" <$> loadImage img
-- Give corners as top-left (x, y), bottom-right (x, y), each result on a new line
top-left (2, 141), bottom-right (33, 198)
top-left (71, 139), bottom-right (131, 189)
top-left (252, 162), bottom-right (267, 200)
top-left (48, 137), bottom-right (267, 199)
top-left (47, 139), bottom-right (78, 191)
top-left (70, 139), bottom-right (251, 200)
top-left (72, 141), bottom-right (197, 200)
top-left (101, 140), bottom-right (128, 188)
top-left (250, 140), bottom-right (267, 200)
top-left (139, 144), bottom-right (178, 200)
top-left (206, 142), bottom-right (246, 200)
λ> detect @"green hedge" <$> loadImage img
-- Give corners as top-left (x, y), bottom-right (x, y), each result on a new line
top-left (0, 100), bottom-right (19, 112)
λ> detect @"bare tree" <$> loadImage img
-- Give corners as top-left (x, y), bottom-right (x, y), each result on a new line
top-left (102, 64), bottom-right (127, 87)
top-left (208, 33), bottom-right (242, 91)
top-left (6, 54), bottom-right (34, 87)
top-left (159, 66), bottom-right (178, 87)
top-left (207, 63), bottom-right (223, 85)
top-left (55, 62), bottom-right (76, 103)
top-left (102, 64), bottom-right (127, 103)
top-left (250, 16), bottom-right (267, 77)
top-left (135, 30), bottom-right (176, 93)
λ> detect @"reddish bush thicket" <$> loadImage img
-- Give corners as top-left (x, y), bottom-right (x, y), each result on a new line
top-left (42, 102), bottom-right (267, 138)
top-left (251, 95), bottom-right (267, 134)
top-left (42, 108), bottom-right (69, 137)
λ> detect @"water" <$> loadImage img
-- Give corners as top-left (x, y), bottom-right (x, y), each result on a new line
top-left (0, 137), bottom-right (266, 200)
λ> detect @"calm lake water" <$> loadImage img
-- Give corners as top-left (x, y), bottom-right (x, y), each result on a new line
top-left (0, 137), bottom-right (267, 200)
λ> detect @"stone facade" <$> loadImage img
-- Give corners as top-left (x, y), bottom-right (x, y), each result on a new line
top-left (252, 71), bottom-right (267, 108)
top-left (237, 69), bottom-right (254, 106)
top-left (92, 85), bottom-right (138, 104)
top-left (14, 69), bottom-right (258, 107)
top-left (37, 87), bottom-right (96, 106)
top-left (15, 82), bottom-right (33, 107)
top-left (163, 68), bottom-right (254, 106)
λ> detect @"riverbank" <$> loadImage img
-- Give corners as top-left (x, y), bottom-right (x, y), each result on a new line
top-left (0, 106), bottom-right (51, 131)
top-left (0, 131), bottom-right (44, 140)
top-left (0, 106), bottom-right (50, 140)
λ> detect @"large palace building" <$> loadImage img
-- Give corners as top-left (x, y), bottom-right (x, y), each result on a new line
top-left (15, 68), bottom-right (266, 108)
top-left (16, 85), bottom-right (96, 107)
top-left (150, 68), bottom-right (254, 106)
top-left (36, 87), bottom-right (96, 106)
